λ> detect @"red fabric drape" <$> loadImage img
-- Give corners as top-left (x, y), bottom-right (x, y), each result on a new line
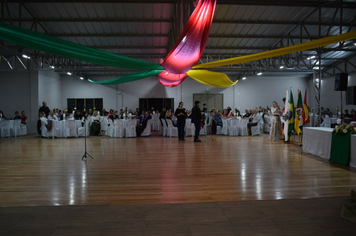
top-left (159, 0), bottom-right (216, 87)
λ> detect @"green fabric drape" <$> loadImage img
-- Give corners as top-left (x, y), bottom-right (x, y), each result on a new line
top-left (329, 133), bottom-right (351, 166)
top-left (88, 70), bottom-right (164, 85)
top-left (0, 22), bottom-right (163, 71)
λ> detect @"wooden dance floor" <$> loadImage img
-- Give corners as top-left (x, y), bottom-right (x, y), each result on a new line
top-left (1, 132), bottom-right (356, 207)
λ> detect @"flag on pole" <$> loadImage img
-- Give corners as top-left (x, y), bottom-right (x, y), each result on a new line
top-left (288, 88), bottom-right (295, 137)
top-left (294, 90), bottom-right (303, 134)
top-left (283, 90), bottom-right (290, 141)
top-left (302, 89), bottom-right (310, 124)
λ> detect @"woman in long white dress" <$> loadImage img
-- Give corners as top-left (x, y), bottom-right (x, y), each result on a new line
top-left (269, 101), bottom-right (283, 141)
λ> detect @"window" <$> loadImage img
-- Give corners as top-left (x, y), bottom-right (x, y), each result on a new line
top-left (139, 98), bottom-right (174, 111)
top-left (67, 98), bottom-right (103, 111)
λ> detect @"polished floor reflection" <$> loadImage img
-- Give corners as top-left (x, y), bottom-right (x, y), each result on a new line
top-left (0, 133), bottom-right (356, 206)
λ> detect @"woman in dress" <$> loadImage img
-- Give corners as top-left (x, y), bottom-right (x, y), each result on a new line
top-left (174, 102), bottom-right (187, 141)
top-left (269, 101), bottom-right (283, 141)
top-left (90, 111), bottom-right (101, 136)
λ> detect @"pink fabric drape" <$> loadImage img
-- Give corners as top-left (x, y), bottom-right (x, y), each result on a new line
top-left (159, 0), bottom-right (216, 87)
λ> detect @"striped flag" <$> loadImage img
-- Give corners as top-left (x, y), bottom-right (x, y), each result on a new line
top-left (283, 90), bottom-right (290, 141)
top-left (302, 89), bottom-right (310, 124)
top-left (294, 90), bottom-right (303, 134)
top-left (288, 88), bottom-right (295, 137)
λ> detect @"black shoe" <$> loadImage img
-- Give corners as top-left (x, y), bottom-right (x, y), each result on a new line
top-left (182, 139), bottom-right (185, 141)
top-left (194, 140), bottom-right (201, 142)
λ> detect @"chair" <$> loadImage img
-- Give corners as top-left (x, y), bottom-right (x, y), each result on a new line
top-left (125, 119), bottom-right (137, 138)
top-left (141, 119), bottom-right (153, 137)
top-left (263, 116), bottom-right (271, 134)
top-left (10, 119), bottom-right (22, 137)
top-left (20, 124), bottom-right (27, 136)
top-left (229, 119), bottom-right (239, 136)
top-left (166, 119), bottom-right (178, 137)
top-left (221, 119), bottom-right (229, 135)
top-left (185, 119), bottom-right (195, 137)
top-left (251, 125), bottom-right (260, 136)
top-left (65, 120), bottom-right (78, 138)
top-left (159, 118), bottom-right (167, 136)
top-left (200, 124), bottom-right (207, 136)
top-left (205, 116), bottom-right (213, 134)
top-left (320, 118), bottom-right (331, 128)
top-left (46, 120), bottom-right (60, 139)
top-left (238, 119), bottom-right (249, 136)
top-left (113, 119), bottom-right (125, 138)
top-left (1, 120), bottom-right (11, 138)
top-left (106, 119), bottom-right (115, 137)
top-left (78, 120), bottom-right (90, 137)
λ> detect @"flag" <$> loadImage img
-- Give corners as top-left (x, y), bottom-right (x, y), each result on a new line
top-left (294, 90), bottom-right (303, 134)
top-left (288, 88), bottom-right (295, 137)
top-left (283, 90), bottom-right (290, 141)
top-left (302, 89), bottom-right (310, 124)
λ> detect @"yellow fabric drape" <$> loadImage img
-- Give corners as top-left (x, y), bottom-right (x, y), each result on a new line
top-left (187, 70), bottom-right (238, 87)
top-left (193, 31), bottom-right (356, 69)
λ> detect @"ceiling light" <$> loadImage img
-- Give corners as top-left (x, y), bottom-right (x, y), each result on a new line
top-left (50, 66), bottom-right (55, 69)
top-left (242, 77), bottom-right (246, 80)
top-left (80, 77), bottom-right (84, 80)
top-left (316, 78), bottom-right (320, 82)
top-left (307, 57), bottom-right (311, 60)
top-left (280, 66), bottom-right (284, 69)
top-left (22, 54), bottom-right (30, 59)
top-left (257, 72), bottom-right (262, 76)
top-left (310, 56), bottom-right (316, 59)
top-left (67, 72), bottom-right (72, 75)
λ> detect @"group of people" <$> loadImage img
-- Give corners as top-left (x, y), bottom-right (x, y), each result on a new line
top-left (0, 110), bottom-right (28, 127)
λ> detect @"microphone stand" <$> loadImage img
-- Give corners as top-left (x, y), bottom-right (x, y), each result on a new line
top-left (82, 118), bottom-right (94, 160)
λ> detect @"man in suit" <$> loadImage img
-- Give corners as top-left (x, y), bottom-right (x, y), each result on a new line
top-left (39, 101), bottom-right (50, 117)
top-left (191, 101), bottom-right (202, 142)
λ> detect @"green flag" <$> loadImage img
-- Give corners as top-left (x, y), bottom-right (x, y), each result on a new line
top-left (294, 90), bottom-right (303, 134)
top-left (288, 89), bottom-right (295, 137)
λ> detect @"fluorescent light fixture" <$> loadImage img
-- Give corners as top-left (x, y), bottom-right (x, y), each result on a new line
top-left (280, 66), bottom-right (284, 69)
top-left (307, 57), bottom-right (311, 60)
top-left (80, 77), bottom-right (84, 80)
top-left (22, 54), bottom-right (30, 59)
top-left (310, 56), bottom-right (316, 59)
top-left (316, 61), bottom-right (319, 65)
top-left (242, 77), bottom-right (246, 80)
top-left (257, 72), bottom-right (262, 75)
top-left (67, 72), bottom-right (72, 75)
top-left (316, 78), bottom-right (320, 82)
top-left (50, 66), bottom-right (55, 69)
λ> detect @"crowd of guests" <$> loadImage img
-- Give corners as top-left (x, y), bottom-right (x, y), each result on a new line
top-left (0, 110), bottom-right (28, 127)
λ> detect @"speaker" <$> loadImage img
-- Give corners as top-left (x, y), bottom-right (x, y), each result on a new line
top-left (334, 73), bottom-right (348, 91)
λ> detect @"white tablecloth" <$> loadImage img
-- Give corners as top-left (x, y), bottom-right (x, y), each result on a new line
top-left (0, 120), bottom-right (14, 137)
top-left (350, 135), bottom-right (356, 167)
top-left (302, 127), bottom-right (333, 159)
top-left (54, 120), bottom-right (82, 137)
top-left (100, 117), bottom-right (139, 131)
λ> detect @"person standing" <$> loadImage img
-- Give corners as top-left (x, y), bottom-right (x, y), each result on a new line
top-left (175, 102), bottom-right (187, 141)
top-left (269, 101), bottom-right (283, 141)
top-left (39, 101), bottom-right (50, 117)
top-left (191, 101), bottom-right (202, 142)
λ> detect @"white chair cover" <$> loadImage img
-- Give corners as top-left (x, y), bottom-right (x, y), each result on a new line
top-left (65, 120), bottom-right (78, 138)
top-left (221, 119), bottom-right (229, 135)
top-left (159, 118), bottom-right (167, 136)
top-left (113, 119), bottom-right (125, 138)
top-left (263, 116), bottom-right (271, 133)
top-left (10, 119), bottom-right (22, 137)
top-left (229, 119), bottom-right (239, 136)
top-left (238, 119), bottom-right (249, 136)
top-left (40, 120), bottom-right (48, 137)
top-left (47, 120), bottom-right (60, 139)
top-left (141, 119), bottom-right (153, 137)
top-left (320, 118), bottom-right (331, 128)
top-left (78, 120), bottom-right (90, 137)
top-left (200, 125), bottom-right (207, 136)
top-left (125, 119), bottom-right (137, 138)
top-left (1, 120), bottom-right (11, 138)
top-left (185, 119), bottom-right (195, 137)
top-left (106, 119), bottom-right (115, 137)
top-left (251, 125), bottom-right (260, 136)
top-left (20, 124), bottom-right (27, 135)
top-left (166, 119), bottom-right (178, 137)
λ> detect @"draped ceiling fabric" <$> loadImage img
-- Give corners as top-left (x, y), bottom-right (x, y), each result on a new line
top-left (193, 30), bottom-right (356, 69)
top-left (0, 22), bottom-right (163, 71)
top-left (88, 70), bottom-right (164, 85)
top-left (187, 70), bottom-right (238, 87)
top-left (159, 0), bottom-right (216, 87)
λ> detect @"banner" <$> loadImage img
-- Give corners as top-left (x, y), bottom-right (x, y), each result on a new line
top-left (294, 90), bottom-right (303, 134)
top-left (288, 89), bottom-right (295, 137)
top-left (283, 90), bottom-right (290, 141)
top-left (302, 89), bottom-right (310, 124)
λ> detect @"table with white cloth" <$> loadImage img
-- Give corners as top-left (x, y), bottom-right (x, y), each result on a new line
top-left (330, 117), bottom-right (337, 124)
top-left (101, 117), bottom-right (139, 131)
top-left (302, 127), bottom-right (333, 159)
top-left (349, 135), bottom-right (356, 168)
top-left (54, 120), bottom-right (82, 137)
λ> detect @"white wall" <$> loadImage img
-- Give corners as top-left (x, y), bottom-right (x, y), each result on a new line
top-left (38, 71), bottom-right (61, 110)
top-left (60, 75), bottom-right (118, 110)
top-left (0, 71), bottom-right (39, 133)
